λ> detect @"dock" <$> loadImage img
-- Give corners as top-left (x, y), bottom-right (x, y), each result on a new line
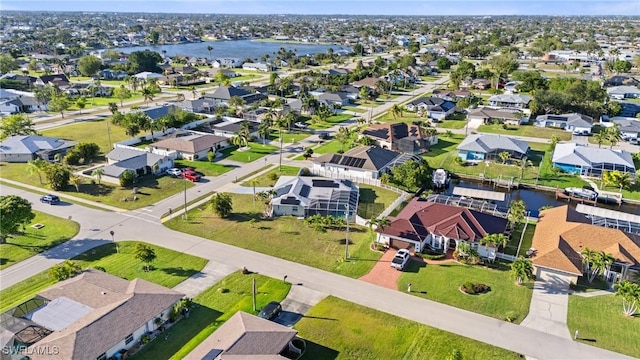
top-left (480, 174), bottom-right (519, 189)
top-left (555, 189), bottom-right (622, 206)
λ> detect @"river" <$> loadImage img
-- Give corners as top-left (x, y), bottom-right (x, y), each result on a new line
top-left (114, 40), bottom-right (340, 61)
top-left (442, 179), bottom-right (640, 217)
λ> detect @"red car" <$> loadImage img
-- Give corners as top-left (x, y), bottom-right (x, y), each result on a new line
top-left (181, 170), bottom-right (201, 182)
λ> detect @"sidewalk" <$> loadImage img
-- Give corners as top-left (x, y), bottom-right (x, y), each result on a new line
top-left (0, 178), bottom-right (125, 212)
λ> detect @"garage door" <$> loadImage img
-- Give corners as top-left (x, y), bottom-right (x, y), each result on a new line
top-left (390, 239), bottom-right (415, 252)
top-left (537, 269), bottom-right (573, 289)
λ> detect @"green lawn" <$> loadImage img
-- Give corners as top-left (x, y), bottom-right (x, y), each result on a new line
top-left (41, 119), bottom-right (130, 154)
top-left (503, 222), bottom-right (536, 257)
top-left (241, 165), bottom-right (300, 187)
top-left (165, 194), bottom-right (381, 278)
top-left (477, 124), bottom-right (572, 141)
top-left (399, 262), bottom-right (533, 323)
top-left (1, 163), bottom-right (194, 210)
top-left (437, 113), bottom-right (468, 129)
top-left (353, 100), bottom-right (385, 108)
top-left (268, 131), bottom-right (311, 144)
top-left (174, 159), bottom-right (235, 177)
top-left (420, 75), bottom-right (443, 82)
top-left (567, 294), bottom-right (640, 357)
top-left (342, 106), bottom-right (367, 113)
top-left (0, 211), bottom-right (79, 270)
top-left (131, 271), bottom-right (291, 359)
top-left (313, 138), bottom-right (358, 154)
top-left (357, 184), bottom-right (400, 219)
top-left (600, 183), bottom-right (640, 201)
top-left (0, 241), bottom-right (207, 313)
top-left (296, 296), bottom-right (521, 360)
top-left (219, 142), bottom-right (279, 163)
top-left (309, 114), bottom-right (353, 130)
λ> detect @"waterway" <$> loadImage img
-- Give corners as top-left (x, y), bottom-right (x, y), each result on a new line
top-left (442, 179), bottom-right (640, 217)
top-left (114, 40), bottom-right (339, 61)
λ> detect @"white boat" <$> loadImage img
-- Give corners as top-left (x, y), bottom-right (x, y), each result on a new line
top-left (564, 187), bottom-right (598, 200)
top-left (432, 169), bottom-right (449, 189)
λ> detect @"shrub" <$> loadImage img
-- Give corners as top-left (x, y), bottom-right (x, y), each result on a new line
top-left (423, 253), bottom-right (446, 260)
top-left (49, 260), bottom-right (82, 281)
top-left (93, 266), bottom-right (106, 272)
top-left (461, 282), bottom-right (491, 295)
top-left (268, 172), bottom-right (279, 181)
top-left (299, 167), bottom-right (311, 176)
top-left (504, 311), bottom-right (519, 322)
top-left (120, 170), bottom-right (136, 187)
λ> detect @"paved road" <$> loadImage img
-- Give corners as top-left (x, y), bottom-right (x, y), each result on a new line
top-left (0, 185), bottom-right (633, 360)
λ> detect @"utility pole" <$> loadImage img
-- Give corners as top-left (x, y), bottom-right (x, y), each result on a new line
top-left (252, 277), bottom-right (257, 312)
top-left (183, 177), bottom-right (188, 220)
top-left (345, 205), bottom-right (350, 260)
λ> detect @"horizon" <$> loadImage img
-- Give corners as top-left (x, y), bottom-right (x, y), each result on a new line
top-left (2, 0), bottom-right (639, 16)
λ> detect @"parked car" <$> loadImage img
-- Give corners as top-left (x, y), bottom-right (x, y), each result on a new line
top-left (181, 170), bottom-right (201, 182)
top-left (258, 301), bottom-right (282, 321)
top-left (294, 122), bottom-right (307, 129)
top-left (391, 249), bottom-right (411, 270)
top-left (317, 131), bottom-right (329, 139)
top-left (166, 168), bottom-right (182, 177)
top-left (40, 194), bottom-right (60, 205)
top-left (572, 130), bottom-right (590, 136)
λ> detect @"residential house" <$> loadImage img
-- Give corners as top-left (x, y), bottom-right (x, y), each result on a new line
top-left (0, 95), bottom-right (47, 114)
top-left (340, 85), bottom-right (360, 100)
top-left (3, 269), bottom-right (183, 360)
top-left (488, 94), bottom-right (531, 109)
top-left (552, 143), bottom-right (636, 179)
top-left (456, 134), bottom-right (530, 162)
top-left (312, 146), bottom-right (419, 180)
top-left (176, 98), bottom-right (215, 114)
top-left (603, 75), bottom-right (639, 87)
top-left (324, 68), bottom-right (351, 76)
top-left (611, 117), bottom-right (640, 139)
top-left (213, 58), bottom-right (243, 68)
top-left (270, 176), bottom-right (359, 221)
top-left (530, 205), bottom-right (640, 284)
top-left (203, 86), bottom-right (266, 106)
top-left (184, 311), bottom-right (301, 360)
top-left (535, 113), bottom-right (595, 134)
top-left (404, 97), bottom-right (456, 121)
top-left (471, 78), bottom-right (491, 90)
top-left (360, 122), bottom-right (437, 154)
top-left (242, 62), bottom-right (273, 72)
top-left (504, 81), bottom-right (522, 93)
top-left (210, 119), bottom-right (260, 138)
top-left (35, 74), bottom-right (70, 88)
top-left (431, 89), bottom-right (471, 102)
top-left (352, 77), bottom-right (382, 88)
top-left (607, 85), bottom-right (640, 100)
top-left (375, 198), bottom-right (508, 253)
top-left (467, 107), bottom-right (525, 126)
top-left (104, 147), bottom-right (173, 178)
top-left (206, 68), bottom-right (239, 79)
top-left (142, 104), bottom-right (180, 121)
top-left (0, 135), bottom-right (76, 162)
top-left (149, 134), bottom-right (228, 160)
top-left (317, 92), bottom-right (351, 108)
top-left (132, 72), bottom-right (163, 81)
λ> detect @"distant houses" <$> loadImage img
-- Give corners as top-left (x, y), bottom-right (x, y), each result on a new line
top-left (360, 122), bottom-right (437, 154)
top-left (467, 107), bottom-right (524, 126)
top-left (312, 146), bottom-right (418, 180)
top-left (456, 134), bottom-right (530, 162)
top-left (404, 97), bottom-right (456, 121)
top-left (607, 85), bottom-right (640, 100)
top-left (551, 143), bottom-right (636, 179)
top-left (535, 113), bottom-right (594, 134)
top-left (487, 94), bottom-right (531, 109)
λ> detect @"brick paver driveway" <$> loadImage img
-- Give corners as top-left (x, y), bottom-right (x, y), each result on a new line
top-left (359, 249), bottom-right (403, 290)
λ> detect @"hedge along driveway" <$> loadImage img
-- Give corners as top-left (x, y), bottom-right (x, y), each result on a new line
top-left (0, 211), bottom-right (79, 270)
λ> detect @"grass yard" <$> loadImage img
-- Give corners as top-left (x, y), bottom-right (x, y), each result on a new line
top-left (567, 294), bottom-right (640, 357)
top-left (436, 113), bottom-right (468, 129)
top-left (131, 271), bottom-right (291, 359)
top-left (313, 137), bottom-right (358, 155)
top-left (219, 143), bottom-right (278, 163)
top-left (174, 159), bottom-right (235, 177)
top-left (242, 165), bottom-right (300, 187)
top-left (420, 75), bottom-right (443, 82)
top-left (41, 118), bottom-right (130, 154)
top-left (0, 163), bottom-right (194, 210)
top-left (477, 124), bottom-right (572, 141)
top-left (308, 114), bottom-right (353, 130)
top-left (600, 183), bottom-right (640, 201)
top-left (0, 211), bottom-right (79, 270)
top-left (342, 106), bottom-right (367, 113)
top-left (0, 241), bottom-right (207, 313)
top-left (399, 262), bottom-right (533, 323)
top-left (165, 194), bottom-right (381, 278)
top-left (503, 222), bottom-right (536, 257)
top-left (296, 296), bottom-right (521, 360)
top-left (267, 131), bottom-right (311, 144)
top-left (357, 184), bottom-right (400, 219)
top-left (353, 100), bottom-right (385, 108)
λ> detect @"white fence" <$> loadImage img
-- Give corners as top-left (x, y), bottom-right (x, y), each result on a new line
top-left (496, 252), bottom-right (517, 262)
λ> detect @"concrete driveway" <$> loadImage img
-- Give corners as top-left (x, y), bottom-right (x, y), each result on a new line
top-left (521, 270), bottom-right (573, 339)
top-left (274, 285), bottom-right (326, 327)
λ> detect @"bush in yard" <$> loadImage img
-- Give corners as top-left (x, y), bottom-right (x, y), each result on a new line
top-left (268, 172), bottom-right (279, 181)
top-left (0, 195), bottom-right (35, 243)
top-left (120, 170), bottom-right (136, 187)
top-left (210, 193), bottom-right (233, 218)
top-left (43, 163), bottom-right (71, 190)
top-left (504, 311), bottom-right (519, 322)
top-left (49, 260), bottom-right (82, 281)
top-left (460, 282), bottom-right (491, 295)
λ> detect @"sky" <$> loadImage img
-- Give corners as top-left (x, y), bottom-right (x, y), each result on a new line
top-left (1, 0), bottom-right (639, 16)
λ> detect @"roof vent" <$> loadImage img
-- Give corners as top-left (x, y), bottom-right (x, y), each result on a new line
top-left (101, 291), bottom-right (107, 295)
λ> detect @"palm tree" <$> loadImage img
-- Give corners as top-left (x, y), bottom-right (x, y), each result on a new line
top-left (606, 124), bottom-right (622, 149)
top-left (510, 257), bottom-right (534, 285)
top-left (206, 45), bottom-right (213, 61)
top-left (614, 281), bottom-right (640, 316)
top-left (498, 151), bottom-right (510, 164)
top-left (141, 87), bottom-right (154, 105)
top-left (480, 233), bottom-right (509, 249)
top-left (274, 113), bottom-right (288, 171)
top-left (258, 123), bottom-right (271, 145)
top-left (230, 132), bottom-right (249, 148)
top-left (595, 130), bottom-right (607, 148)
top-left (27, 158), bottom-right (47, 184)
top-left (582, 249), bottom-right (614, 283)
top-left (520, 159), bottom-right (533, 179)
top-left (391, 104), bottom-right (403, 120)
top-left (91, 168), bottom-right (104, 185)
top-left (507, 200), bottom-right (526, 229)
top-left (335, 127), bottom-right (353, 151)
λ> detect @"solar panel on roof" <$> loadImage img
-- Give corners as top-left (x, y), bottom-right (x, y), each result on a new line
top-left (281, 197), bottom-right (300, 205)
top-left (312, 179), bottom-right (339, 188)
top-left (299, 184), bottom-right (311, 197)
top-left (547, 115), bottom-right (568, 121)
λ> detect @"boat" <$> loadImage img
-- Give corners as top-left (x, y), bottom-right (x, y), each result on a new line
top-left (564, 187), bottom-right (598, 200)
top-left (432, 169), bottom-right (450, 189)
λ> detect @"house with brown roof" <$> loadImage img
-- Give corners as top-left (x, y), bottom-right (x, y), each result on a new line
top-left (530, 205), bottom-right (640, 284)
top-left (312, 146), bottom-right (416, 180)
top-left (375, 198), bottom-right (508, 254)
top-left (150, 134), bottom-right (228, 161)
top-left (184, 311), bottom-right (301, 360)
top-left (360, 122), bottom-right (437, 154)
top-left (3, 269), bottom-right (183, 360)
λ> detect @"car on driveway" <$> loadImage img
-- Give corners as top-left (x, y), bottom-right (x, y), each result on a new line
top-left (181, 169), bottom-right (201, 182)
top-left (294, 122), bottom-right (307, 129)
top-left (166, 168), bottom-right (182, 177)
top-left (40, 194), bottom-right (60, 205)
top-left (391, 249), bottom-right (411, 270)
top-left (258, 301), bottom-right (282, 321)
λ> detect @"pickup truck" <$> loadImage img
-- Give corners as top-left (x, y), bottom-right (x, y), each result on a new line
top-left (390, 249), bottom-right (411, 270)
top-left (181, 170), bottom-right (201, 182)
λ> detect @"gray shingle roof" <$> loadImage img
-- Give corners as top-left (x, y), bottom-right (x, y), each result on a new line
top-left (0, 135), bottom-right (76, 155)
top-left (552, 143), bottom-right (636, 170)
top-left (457, 134), bottom-right (529, 155)
top-left (535, 113), bottom-right (594, 128)
top-left (488, 94), bottom-right (532, 104)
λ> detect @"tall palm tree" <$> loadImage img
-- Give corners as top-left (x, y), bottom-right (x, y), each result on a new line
top-left (391, 104), bottom-right (403, 120)
top-left (91, 168), bottom-right (104, 185)
top-left (595, 130), bottom-right (607, 148)
top-left (141, 87), bottom-right (153, 105)
top-left (27, 158), bottom-right (47, 184)
top-left (606, 124), bottom-right (622, 149)
top-left (510, 257), bottom-right (534, 285)
top-left (520, 159), bottom-right (533, 180)
top-left (614, 281), bottom-right (640, 316)
top-left (274, 114), bottom-right (288, 170)
top-left (258, 123), bottom-right (271, 145)
top-left (480, 233), bottom-right (509, 249)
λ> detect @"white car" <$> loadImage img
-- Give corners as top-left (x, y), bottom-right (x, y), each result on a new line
top-left (294, 122), bottom-right (307, 129)
top-left (166, 168), bottom-right (182, 177)
top-left (390, 249), bottom-right (411, 270)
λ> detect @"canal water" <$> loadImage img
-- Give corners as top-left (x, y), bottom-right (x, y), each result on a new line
top-left (114, 40), bottom-right (339, 61)
top-left (443, 179), bottom-right (640, 217)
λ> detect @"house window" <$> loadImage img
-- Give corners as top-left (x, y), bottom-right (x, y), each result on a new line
top-left (97, 353), bottom-right (107, 360)
top-left (125, 333), bottom-right (134, 345)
